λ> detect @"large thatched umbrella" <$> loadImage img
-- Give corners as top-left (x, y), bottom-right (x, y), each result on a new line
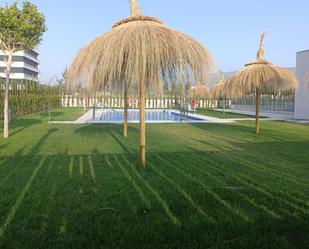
top-left (226, 33), bottom-right (297, 134)
top-left (68, 0), bottom-right (215, 167)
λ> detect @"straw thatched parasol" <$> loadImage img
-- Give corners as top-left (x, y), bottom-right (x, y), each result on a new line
top-left (210, 72), bottom-right (227, 99)
top-left (67, 0), bottom-right (215, 166)
top-left (210, 82), bottom-right (226, 100)
top-left (188, 85), bottom-right (210, 100)
top-left (226, 33), bottom-right (297, 134)
top-left (210, 72), bottom-right (228, 113)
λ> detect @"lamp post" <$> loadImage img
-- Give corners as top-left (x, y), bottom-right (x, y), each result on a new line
top-left (48, 75), bottom-right (57, 123)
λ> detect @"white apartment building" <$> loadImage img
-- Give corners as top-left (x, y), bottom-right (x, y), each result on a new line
top-left (294, 49), bottom-right (309, 120)
top-left (0, 49), bottom-right (39, 82)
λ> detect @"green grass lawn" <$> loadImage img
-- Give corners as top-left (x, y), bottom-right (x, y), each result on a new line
top-left (47, 107), bottom-right (87, 121)
top-left (197, 108), bottom-right (255, 119)
top-left (0, 109), bottom-right (308, 249)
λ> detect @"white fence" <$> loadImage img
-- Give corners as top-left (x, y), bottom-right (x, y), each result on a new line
top-left (61, 96), bottom-right (218, 109)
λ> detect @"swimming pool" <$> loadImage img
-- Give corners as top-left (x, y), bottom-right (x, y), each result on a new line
top-left (72, 109), bottom-right (233, 124)
top-left (100, 109), bottom-right (203, 122)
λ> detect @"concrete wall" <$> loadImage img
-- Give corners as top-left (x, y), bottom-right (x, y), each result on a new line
top-left (294, 50), bottom-right (309, 120)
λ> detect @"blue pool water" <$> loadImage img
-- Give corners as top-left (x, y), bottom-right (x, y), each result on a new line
top-left (100, 110), bottom-right (203, 122)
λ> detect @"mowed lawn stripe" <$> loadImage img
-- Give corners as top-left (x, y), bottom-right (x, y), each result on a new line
top-left (156, 153), bottom-right (282, 219)
top-left (0, 157), bottom-right (47, 238)
top-left (154, 154), bottom-right (254, 223)
top-left (121, 155), bottom-right (181, 226)
top-left (184, 152), bottom-right (309, 214)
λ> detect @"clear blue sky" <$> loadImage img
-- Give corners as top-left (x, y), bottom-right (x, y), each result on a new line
top-left (2, 0), bottom-right (309, 83)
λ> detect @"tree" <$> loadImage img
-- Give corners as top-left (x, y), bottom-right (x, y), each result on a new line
top-left (0, 1), bottom-right (46, 138)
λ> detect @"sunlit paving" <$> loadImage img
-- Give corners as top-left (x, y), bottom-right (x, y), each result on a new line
top-left (1, 0), bottom-right (309, 249)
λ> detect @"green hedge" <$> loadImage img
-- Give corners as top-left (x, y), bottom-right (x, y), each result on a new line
top-left (0, 79), bottom-right (61, 120)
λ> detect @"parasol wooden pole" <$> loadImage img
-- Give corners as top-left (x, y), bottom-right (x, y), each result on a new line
top-left (92, 93), bottom-right (96, 120)
top-left (123, 84), bottom-right (128, 138)
top-left (255, 87), bottom-right (260, 134)
top-left (139, 82), bottom-right (146, 167)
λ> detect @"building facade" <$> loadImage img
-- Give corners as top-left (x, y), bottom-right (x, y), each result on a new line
top-left (294, 49), bottom-right (309, 120)
top-left (0, 49), bottom-right (39, 82)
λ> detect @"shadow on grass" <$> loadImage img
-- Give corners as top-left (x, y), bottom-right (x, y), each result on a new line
top-left (0, 143), bottom-right (8, 151)
top-left (189, 121), bottom-right (302, 143)
top-left (28, 128), bottom-right (58, 156)
top-left (190, 122), bottom-right (258, 135)
top-left (39, 111), bottom-right (63, 118)
top-left (109, 130), bottom-right (132, 154)
top-left (9, 119), bottom-right (43, 137)
top-left (74, 124), bottom-right (139, 137)
top-left (0, 128), bottom-right (59, 244)
top-left (1, 118), bottom-right (309, 249)
top-left (1, 111), bottom-right (63, 138)
top-left (0, 147), bottom-right (308, 249)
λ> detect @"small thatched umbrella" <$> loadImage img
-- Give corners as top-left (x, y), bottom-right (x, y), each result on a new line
top-left (68, 0), bottom-right (215, 166)
top-left (226, 33), bottom-right (297, 134)
top-left (211, 72), bottom-right (227, 99)
top-left (188, 85), bottom-right (209, 104)
top-left (210, 72), bottom-right (228, 113)
top-left (210, 82), bottom-right (226, 100)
